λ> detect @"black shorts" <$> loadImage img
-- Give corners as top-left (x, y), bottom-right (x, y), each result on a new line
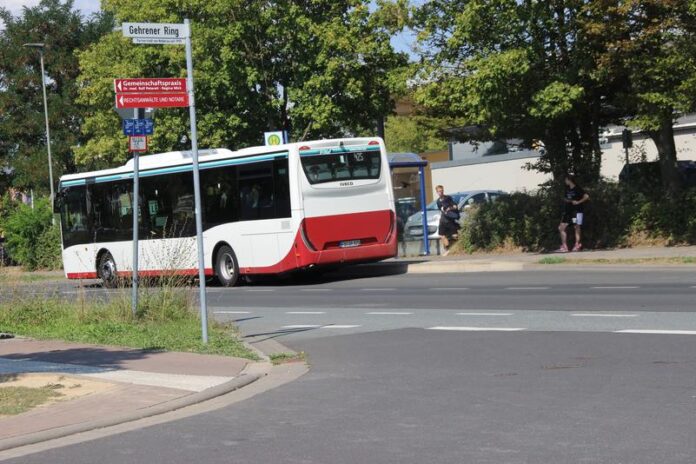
top-left (438, 218), bottom-right (459, 238)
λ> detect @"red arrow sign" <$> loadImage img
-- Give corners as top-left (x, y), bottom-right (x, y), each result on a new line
top-left (116, 93), bottom-right (189, 109)
top-left (114, 78), bottom-right (187, 93)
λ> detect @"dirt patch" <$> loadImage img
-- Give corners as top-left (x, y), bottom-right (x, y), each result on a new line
top-left (0, 373), bottom-right (116, 417)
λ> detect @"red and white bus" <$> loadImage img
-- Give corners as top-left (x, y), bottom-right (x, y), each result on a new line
top-left (56, 137), bottom-right (397, 286)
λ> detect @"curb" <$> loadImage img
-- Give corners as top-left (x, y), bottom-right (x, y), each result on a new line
top-left (0, 363), bottom-right (267, 452)
top-left (330, 260), bottom-right (526, 277)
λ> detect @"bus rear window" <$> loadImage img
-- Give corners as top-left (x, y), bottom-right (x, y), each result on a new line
top-left (301, 150), bottom-right (381, 185)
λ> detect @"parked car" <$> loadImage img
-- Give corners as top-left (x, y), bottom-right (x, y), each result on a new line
top-left (619, 161), bottom-right (696, 190)
top-left (404, 190), bottom-right (506, 240)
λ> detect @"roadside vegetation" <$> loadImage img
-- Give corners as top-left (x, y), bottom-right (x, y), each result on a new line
top-left (0, 385), bottom-right (61, 416)
top-left (269, 352), bottom-right (307, 366)
top-left (0, 282), bottom-right (257, 359)
top-left (539, 256), bottom-right (696, 265)
top-left (457, 184), bottom-right (696, 253)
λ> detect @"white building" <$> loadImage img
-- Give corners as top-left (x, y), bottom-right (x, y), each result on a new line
top-left (431, 116), bottom-right (696, 193)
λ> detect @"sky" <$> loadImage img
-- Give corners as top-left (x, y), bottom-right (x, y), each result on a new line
top-left (1, 0), bottom-right (417, 57)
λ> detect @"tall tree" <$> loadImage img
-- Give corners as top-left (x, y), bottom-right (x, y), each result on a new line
top-left (75, 0), bottom-right (407, 169)
top-left (411, 0), bottom-right (616, 185)
top-left (0, 0), bottom-right (114, 195)
top-left (585, 0), bottom-right (696, 193)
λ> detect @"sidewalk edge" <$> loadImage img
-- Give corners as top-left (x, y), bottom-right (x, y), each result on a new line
top-left (0, 363), bottom-right (267, 452)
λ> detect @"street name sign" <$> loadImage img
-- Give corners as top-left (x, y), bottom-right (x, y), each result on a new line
top-left (123, 119), bottom-right (154, 136)
top-left (116, 93), bottom-right (189, 109)
top-left (114, 78), bottom-right (187, 93)
top-left (122, 22), bottom-right (189, 45)
top-left (129, 135), bottom-right (147, 152)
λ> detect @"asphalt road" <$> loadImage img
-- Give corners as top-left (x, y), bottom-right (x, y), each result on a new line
top-left (4, 268), bottom-right (696, 463)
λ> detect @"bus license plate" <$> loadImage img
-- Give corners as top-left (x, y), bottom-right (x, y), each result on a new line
top-left (339, 240), bottom-right (361, 248)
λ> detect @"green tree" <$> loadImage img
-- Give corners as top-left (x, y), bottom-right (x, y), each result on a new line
top-left (585, 0), bottom-right (696, 194)
top-left (4, 197), bottom-right (60, 270)
top-left (384, 114), bottom-right (451, 153)
top-left (411, 0), bottom-right (616, 185)
top-left (75, 0), bottom-right (407, 169)
top-left (0, 0), bottom-right (114, 195)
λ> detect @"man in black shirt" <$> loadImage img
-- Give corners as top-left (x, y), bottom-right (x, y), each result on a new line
top-left (557, 175), bottom-right (590, 252)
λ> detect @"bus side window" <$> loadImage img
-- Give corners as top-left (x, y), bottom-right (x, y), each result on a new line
top-left (60, 186), bottom-right (90, 248)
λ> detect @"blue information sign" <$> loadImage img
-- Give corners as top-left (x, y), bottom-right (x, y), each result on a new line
top-left (123, 119), bottom-right (154, 136)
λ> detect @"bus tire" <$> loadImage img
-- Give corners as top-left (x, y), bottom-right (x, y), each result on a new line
top-left (98, 252), bottom-right (119, 288)
top-left (215, 245), bottom-right (240, 287)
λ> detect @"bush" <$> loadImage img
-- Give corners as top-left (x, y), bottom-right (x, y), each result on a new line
top-left (458, 182), bottom-right (696, 252)
top-left (4, 198), bottom-right (61, 270)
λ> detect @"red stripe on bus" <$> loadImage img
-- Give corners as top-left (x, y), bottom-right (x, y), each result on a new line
top-left (66, 272), bottom-right (98, 279)
top-left (241, 210), bottom-right (397, 274)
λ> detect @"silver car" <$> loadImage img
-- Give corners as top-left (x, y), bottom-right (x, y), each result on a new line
top-left (404, 190), bottom-right (506, 240)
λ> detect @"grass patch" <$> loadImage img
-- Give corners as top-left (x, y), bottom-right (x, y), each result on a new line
top-left (537, 256), bottom-right (696, 265)
top-left (0, 271), bottom-right (62, 284)
top-left (0, 289), bottom-right (258, 359)
top-left (269, 352), bottom-right (306, 365)
top-left (0, 386), bottom-right (61, 415)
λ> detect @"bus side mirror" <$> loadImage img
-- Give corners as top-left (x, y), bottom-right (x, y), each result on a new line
top-left (53, 191), bottom-right (64, 214)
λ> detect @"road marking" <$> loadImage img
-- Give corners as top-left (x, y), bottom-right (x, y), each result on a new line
top-left (591, 286), bottom-right (639, 289)
top-left (572, 313), bottom-right (637, 318)
top-left (505, 287), bottom-right (549, 290)
top-left (282, 325), bottom-right (321, 329)
top-left (299, 289), bottom-right (332, 292)
top-left (457, 312), bottom-right (513, 316)
top-left (360, 288), bottom-right (395, 291)
top-left (213, 310), bottom-right (250, 314)
top-left (286, 311), bottom-right (326, 314)
top-left (323, 325), bottom-right (361, 329)
top-left (428, 326), bottom-right (526, 332)
top-left (366, 311), bottom-right (413, 315)
top-left (615, 329), bottom-right (696, 335)
top-left (246, 289), bottom-right (275, 292)
top-left (429, 288), bottom-right (469, 291)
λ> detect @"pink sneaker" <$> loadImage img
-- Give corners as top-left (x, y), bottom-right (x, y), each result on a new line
top-left (572, 243), bottom-right (583, 252)
top-left (555, 245), bottom-right (569, 253)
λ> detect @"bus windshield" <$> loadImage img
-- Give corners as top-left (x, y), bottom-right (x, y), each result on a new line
top-left (301, 150), bottom-right (381, 185)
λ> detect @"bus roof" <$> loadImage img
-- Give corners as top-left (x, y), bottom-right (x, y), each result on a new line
top-left (59, 137), bottom-right (383, 183)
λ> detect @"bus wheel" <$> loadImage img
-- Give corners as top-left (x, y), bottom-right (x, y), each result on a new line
top-left (215, 245), bottom-right (240, 287)
top-left (98, 252), bottom-right (119, 288)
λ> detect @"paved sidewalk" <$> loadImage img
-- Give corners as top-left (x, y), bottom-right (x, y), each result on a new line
top-left (0, 338), bottom-right (254, 448)
top-left (344, 245), bottom-right (696, 275)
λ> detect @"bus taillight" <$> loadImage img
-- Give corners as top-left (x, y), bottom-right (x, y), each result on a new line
top-left (368, 140), bottom-right (379, 146)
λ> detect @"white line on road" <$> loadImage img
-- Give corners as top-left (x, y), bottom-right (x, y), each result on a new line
top-left (505, 287), bottom-right (550, 290)
top-left (299, 289), bottom-right (332, 292)
top-left (360, 288), bottom-right (395, 291)
top-left (457, 312), bottom-right (513, 316)
top-left (591, 286), bottom-right (640, 289)
top-left (323, 325), bottom-right (361, 329)
top-left (286, 311), bottom-right (326, 314)
top-left (429, 288), bottom-right (470, 291)
top-left (213, 311), bottom-right (250, 314)
top-left (428, 326), bottom-right (526, 332)
top-left (615, 329), bottom-right (696, 335)
top-left (366, 311), bottom-right (413, 315)
top-left (572, 313), bottom-right (637, 318)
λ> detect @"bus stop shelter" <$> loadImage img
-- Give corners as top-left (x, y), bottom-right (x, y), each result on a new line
top-left (388, 153), bottom-right (430, 255)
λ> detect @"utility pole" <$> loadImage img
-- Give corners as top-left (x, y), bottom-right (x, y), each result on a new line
top-left (23, 43), bottom-right (55, 220)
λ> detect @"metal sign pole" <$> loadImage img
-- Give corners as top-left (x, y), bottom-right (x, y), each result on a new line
top-left (184, 18), bottom-right (209, 343)
top-left (131, 109), bottom-right (140, 317)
